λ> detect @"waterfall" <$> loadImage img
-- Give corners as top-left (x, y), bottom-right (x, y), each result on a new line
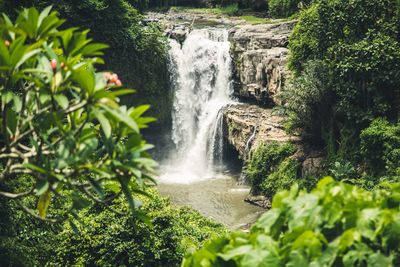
top-left (161, 28), bottom-right (233, 183)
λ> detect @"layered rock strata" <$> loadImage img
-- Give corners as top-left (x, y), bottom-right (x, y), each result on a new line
top-left (229, 21), bottom-right (296, 104)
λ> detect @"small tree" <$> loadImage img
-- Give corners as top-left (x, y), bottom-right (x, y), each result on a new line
top-left (0, 7), bottom-right (157, 222)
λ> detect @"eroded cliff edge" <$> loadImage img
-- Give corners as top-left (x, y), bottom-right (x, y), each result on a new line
top-left (224, 21), bottom-right (324, 201)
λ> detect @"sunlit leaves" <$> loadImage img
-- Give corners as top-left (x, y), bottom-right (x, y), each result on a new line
top-left (184, 178), bottom-right (400, 266)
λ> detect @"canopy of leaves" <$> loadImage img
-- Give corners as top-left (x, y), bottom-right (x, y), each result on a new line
top-left (183, 177), bottom-right (400, 266)
top-left (288, 0), bottom-right (400, 127)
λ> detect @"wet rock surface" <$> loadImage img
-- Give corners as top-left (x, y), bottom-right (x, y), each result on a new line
top-left (244, 194), bottom-right (271, 209)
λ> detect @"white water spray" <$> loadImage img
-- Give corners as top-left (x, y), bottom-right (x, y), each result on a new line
top-left (160, 28), bottom-right (233, 183)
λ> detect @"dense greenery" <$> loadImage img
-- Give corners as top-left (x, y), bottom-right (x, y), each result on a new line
top-left (184, 177), bottom-right (400, 266)
top-left (0, 6), bottom-right (226, 267)
top-left (3, 0), bottom-right (171, 127)
top-left (360, 118), bottom-right (400, 180)
top-left (245, 142), bottom-right (297, 195)
top-left (268, 0), bottom-right (310, 18)
top-left (48, 190), bottom-right (225, 266)
top-left (282, 0), bottom-right (400, 183)
top-left (287, 0), bottom-right (400, 136)
top-left (0, 183), bottom-right (225, 266)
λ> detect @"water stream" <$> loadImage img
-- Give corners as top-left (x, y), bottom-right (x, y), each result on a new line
top-left (158, 28), bottom-right (263, 229)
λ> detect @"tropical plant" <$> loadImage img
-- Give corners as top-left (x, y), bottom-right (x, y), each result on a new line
top-left (360, 118), bottom-right (400, 178)
top-left (245, 142), bottom-right (296, 195)
top-left (183, 177), bottom-right (400, 266)
top-left (0, 7), bottom-right (157, 222)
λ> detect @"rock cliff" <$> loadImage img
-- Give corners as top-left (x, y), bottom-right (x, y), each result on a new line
top-left (229, 21), bottom-right (296, 105)
top-left (223, 104), bottom-right (300, 159)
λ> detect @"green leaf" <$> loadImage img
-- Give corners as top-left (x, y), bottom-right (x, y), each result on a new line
top-left (71, 192), bottom-right (91, 210)
top-left (367, 252), bottom-right (393, 267)
top-left (54, 94), bottom-right (69, 109)
top-left (111, 89), bottom-right (135, 97)
top-left (6, 108), bottom-right (17, 135)
top-left (218, 245), bottom-right (252, 261)
top-left (12, 94), bottom-right (22, 112)
top-left (241, 250), bottom-right (281, 267)
top-left (72, 65), bottom-right (95, 95)
top-left (130, 105), bottom-right (150, 119)
top-left (37, 190), bottom-right (51, 218)
top-left (14, 49), bottom-right (41, 69)
top-left (94, 110), bottom-right (111, 138)
top-left (35, 179), bottom-right (49, 196)
top-left (88, 178), bottom-right (104, 199)
top-left (101, 105), bottom-right (139, 133)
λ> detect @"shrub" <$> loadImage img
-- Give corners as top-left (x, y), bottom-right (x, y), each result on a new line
top-left (220, 3), bottom-right (240, 16)
top-left (48, 189), bottom-right (226, 267)
top-left (245, 142), bottom-right (296, 195)
top-left (268, 0), bottom-right (311, 18)
top-left (260, 157), bottom-right (301, 196)
top-left (360, 118), bottom-right (400, 178)
top-left (183, 177), bottom-right (400, 266)
top-left (280, 60), bottom-right (333, 143)
top-left (0, 7), bottom-right (157, 220)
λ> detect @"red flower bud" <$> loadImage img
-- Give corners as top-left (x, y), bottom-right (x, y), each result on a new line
top-left (4, 40), bottom-right (10, 47)
top-left (110, 74), bottom-right (118, 83)
top-left (51, 59), bottom-right (57, 71)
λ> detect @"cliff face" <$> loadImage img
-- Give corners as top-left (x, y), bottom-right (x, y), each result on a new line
top-left (223, 104), bottom-right (300, 159)
top-left (225, 21), bottom-right (324, 178)
top-left (229, 21), bottom-right (296, 105)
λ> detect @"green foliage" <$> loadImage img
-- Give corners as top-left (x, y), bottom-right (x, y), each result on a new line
top-left (47, 189), bottom-right (226, 267)
top-left (360, 118), bottom-right (400, 178)
top-left (260, 157), bottom-right (300, 196)
top-left (280, 60), bottom-right (333, 143)
top-left (245, 142), bottom-right (296, 195)
top-left (5, 0), bottom-right (171, 127)
top-left (0, 180), bottom-right (225, 266)
top-left (0, 177), bottom-right (63, 266)
top-left (329, 161), bottom-right (356, 180)
top-left (268, 0), bottom-right (310, 18)
top-left (220, 3), bottom-right (240, 15)
top-left (289, 0), bottom-right (400, 127)
top-left (183, 177), bottom-right (400, 266)
top-left (0, 7), bottom-right (156, 220)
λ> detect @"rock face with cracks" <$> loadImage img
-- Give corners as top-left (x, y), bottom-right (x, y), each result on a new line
top-left (223, 104), bottom-right (301, 159)
top-left (229, 21), bottom-right (296, 105)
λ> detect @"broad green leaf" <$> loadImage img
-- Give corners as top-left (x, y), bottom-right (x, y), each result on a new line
top-left (54, 94), bottom-right (69, 109)
top-left (241, 250), bottom-right (280, 267)
top-left (101, 105), bottom-right (139, 133)
top-left (94, 110), bottom-right (111, 138)
top-left (37, 190), bottom-right (51, 218)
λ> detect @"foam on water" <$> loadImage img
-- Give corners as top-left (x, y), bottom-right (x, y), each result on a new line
top-left (160, 28), bottom-right (233, 183)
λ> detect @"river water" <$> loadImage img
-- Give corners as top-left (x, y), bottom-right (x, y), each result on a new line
top-left (158, 27), bottom-right (263, 229)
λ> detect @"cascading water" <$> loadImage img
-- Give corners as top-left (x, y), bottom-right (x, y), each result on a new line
top-left (160, 28), bottom-right (233, 183)
top-left (158, 27), bottom-right (263, 228)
